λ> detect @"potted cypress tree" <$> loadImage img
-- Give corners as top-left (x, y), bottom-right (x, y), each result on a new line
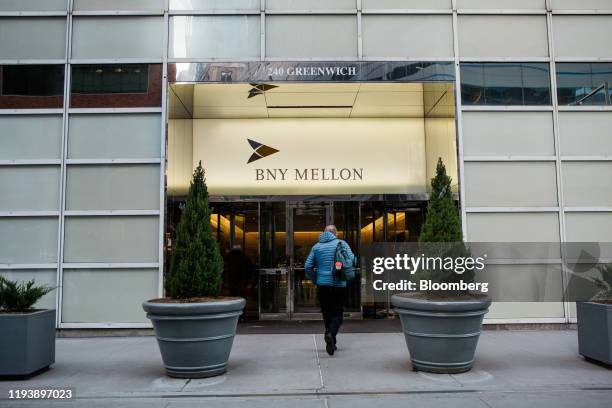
top-left (0, 277), bottom-right (55, 378)
top-left (143, 162), bottom-right (245, 378)
top-left (391, 158), bottom-right (491, 373)
top-left (576, 263), bottom-right (612, 365)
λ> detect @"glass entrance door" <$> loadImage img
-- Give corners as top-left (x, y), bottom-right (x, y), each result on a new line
top-left (289, 202), bottom-right (331, 316)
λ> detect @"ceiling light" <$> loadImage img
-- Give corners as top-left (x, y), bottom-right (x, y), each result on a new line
top-left (114, 68), bottom-right (123, 73)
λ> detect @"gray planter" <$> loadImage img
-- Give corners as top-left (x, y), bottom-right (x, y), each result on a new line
top-left (576, 301), bottom-right (612, 365)
top-left (143, 298), bottom-right (245, 378)
top-left (391, 294), bottom-right (491, 374)
top-left (0, 309), bottom-right (56, 378)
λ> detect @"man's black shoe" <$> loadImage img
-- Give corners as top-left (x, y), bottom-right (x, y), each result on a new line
top-left (324, 333), bottom-right (335, 356)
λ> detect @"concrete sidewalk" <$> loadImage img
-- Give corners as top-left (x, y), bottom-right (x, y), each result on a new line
top-left (0, 330), bottom-right (611, 407)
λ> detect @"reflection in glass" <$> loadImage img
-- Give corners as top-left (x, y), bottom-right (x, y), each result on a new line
top-left (259, 202), bottom-right (287, 314)
top-left (461, 63), bottom-right (551, 106)
top-left (292, 204), bottom-right (327, 314)
top-left (334, 202), bottom-right (361, 312)
top-left (0, 65), bottom-right (64, 109)
top-left (556, 63), bottom-right (612, 106)
top-left (71, 64), bottom-right (162, 108)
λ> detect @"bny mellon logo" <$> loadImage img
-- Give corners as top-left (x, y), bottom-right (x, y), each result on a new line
top-left (247, 139), bottom-right (279, 164)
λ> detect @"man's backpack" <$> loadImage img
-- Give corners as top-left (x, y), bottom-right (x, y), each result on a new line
top-left (333, 241), bottom-right (355, 281)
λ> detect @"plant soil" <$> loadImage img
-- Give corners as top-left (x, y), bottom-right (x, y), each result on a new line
top-left (148, 297), bottom-right (242, 304)
top-left (0, 309), bottom-right (39, 314)
top-left (396, 292), bottom-right (488, 301)
top-left (592, 300), bottom-right (612, 305)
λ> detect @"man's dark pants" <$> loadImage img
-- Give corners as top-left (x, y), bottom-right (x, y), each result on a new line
top-left (317, 285), bottom-right (346, 341)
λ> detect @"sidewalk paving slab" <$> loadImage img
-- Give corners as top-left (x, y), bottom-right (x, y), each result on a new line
top-left (0, 330), bottom-right (610, 407)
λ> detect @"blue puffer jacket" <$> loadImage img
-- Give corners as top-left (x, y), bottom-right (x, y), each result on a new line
top-left (304, 231), bottom-right (356, 287)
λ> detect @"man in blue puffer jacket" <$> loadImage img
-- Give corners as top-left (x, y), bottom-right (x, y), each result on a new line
top-left (305, 225), bottom-right (356, 356)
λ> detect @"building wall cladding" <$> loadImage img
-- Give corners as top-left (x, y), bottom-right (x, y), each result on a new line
top-left (0, 0), bottom-right (611, 327)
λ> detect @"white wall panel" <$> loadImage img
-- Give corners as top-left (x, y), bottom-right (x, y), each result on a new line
top-left (362, 0), bottom-right (451, 9)
top-left (463, 112), bottom-right (554, 156)
top-left (0, 270), bottom-right (57, 310)
top-left (170, 0), bottom-right (259, 10)
top-left (566, 213), bottom-right (612, 242)
top-left (62, 269), bottom-right (157, 323)
top-left (0, 116), bottom-right (62, 160)
top-left (66, 165), bottom-right (160, 211)
top-left (170, 16), bottom-right (260, 59)
top-left (266, 16), bottom-right (357, 58)
top-left (465, 162), bottom-right (558, 207)
top-left (558, 112), bottom-right (612, 157)
top-left (64, 216), bottom-right (158, 263)
top-left (553, 16), bottom-right (612, 59)
top-left (266, 0), bottom-right (355, 9)
top-left (73, 0), bottom-right (165, 11)
top-left (72, 17), bottom-right (163, 60)
top-left (551, 0), bottom-right (612, 10)
top-left (0, 218), bottom-right (58, 264)
top-left (68, 114), bottom-right (161, 159)
top-left (167, 119), bottom-right (193, 195)
top-left (0, 0), bottom-right (66, 11)
top-left (0, 166), bottom-right (60, 211)
top-left (425, 118), bottom-right (458, 192)
top-left (362, 15), bottom-right (454, 58)
top-left (562, 162), bottom-right (612, 207)
top-left (0, 18), bottom-right (66, 60)
top-left (457, 0), bottom-right (545, 9)
top-left (467, 213), bottom-right (560, 242)
top-left (458, 16), bottom-right (548, 58)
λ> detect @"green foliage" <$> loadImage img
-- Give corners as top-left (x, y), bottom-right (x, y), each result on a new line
top-left (418, 158), bottom-right (475, 290)
top-left (165, 161), bottom-right (223, 299)
top-left (419, 158), bottom-right (463, 243)
top-left (0, 276), bottom-right (54, 312)
top-left (592, 263), bottom-right (612, 302)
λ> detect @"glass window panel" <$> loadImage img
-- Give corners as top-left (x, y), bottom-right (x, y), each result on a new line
top-left (73, 0), bottom-right (165, 11)
top-left (62, 269), bottom-right (157, 323)
top-left (70, 64), bottom-right (162, 108)
top-left (0, 0), bottom-right (66, 11)
top-left (460, 63), bottom-right (551, 106)
top-left (68, 114), bottom-right (161, 159)
top-left (551, 0), bottom-right (612, 9)
top-left (0, 270), bottom-right (57, 310)
top-left (170, 16), bottom-right (260, 59)
top-left (0, 217), bottom-right (58, 264)
top-left (0, 166), bottom-right (60, 211)
top-left (457, 0), bottom-right (545, 8)
top-left (466, 213), bottom-right (560, 242)
top-left (462, 112), bottom-right (554, 156)
top-left (0, 18), bottom-right (66, 60)
top-left (465, 162), bottom-right (558, 207)
top-left (558, 112), bottom-right (612, 156)
top-left (362, 15), bottom-right (454, 58)
top-left (0, 115), bottom-right (62, 160)
top-left (563, 162), bottom-right (612, 207)
top-left (556, 63), bottom-right (612, 106)
top-left (63, 216), bottom-right (158, 263)
top-left (170, 0), bottom-right (259, 10)
top-left (71, 17), bottom-right (163, 60)
top-left (362, 0), bottom-right (451, 9)
top-left (458, 15), bottom-right (548, 58)
top-left (66, 164), bottom-right (160, 211)
top-left (0, 65), bottom-right (64, 109)
top-left (266, 0), bottom-right (355, 9)
top-left (266, 15), bottom-right (357, 58)
top-left (566, 213), bottom-right (612, 242)
top-left (553, 16), bottom-right (612, 59)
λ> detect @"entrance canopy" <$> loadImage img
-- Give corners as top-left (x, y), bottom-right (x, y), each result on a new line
top-left (167, 81), bottom-right (457, 198)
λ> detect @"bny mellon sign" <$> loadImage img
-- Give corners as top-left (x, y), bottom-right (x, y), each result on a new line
top-left (192, 118), bottom-right (428, 196)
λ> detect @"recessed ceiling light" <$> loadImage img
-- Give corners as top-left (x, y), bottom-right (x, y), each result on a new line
top-left (114, 68), bottom-right (123, 73)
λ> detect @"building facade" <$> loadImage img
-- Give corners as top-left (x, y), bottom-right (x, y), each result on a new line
top-left (0, 0), bottom-right (611, 328)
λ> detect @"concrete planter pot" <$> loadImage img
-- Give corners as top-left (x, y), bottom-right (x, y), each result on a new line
top-left (391, 294), bottom-right (491, 374)
top-left (143, 298), bottom-right (245, 378)
top-left (0, 309), bottom-right (56, 378)
top-left (576, 301), bottom-right (612, 365)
